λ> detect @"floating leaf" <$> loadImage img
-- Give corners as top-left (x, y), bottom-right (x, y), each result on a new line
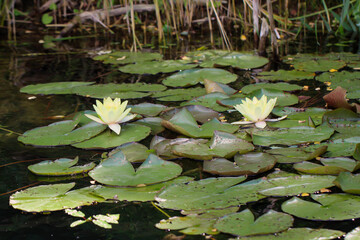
top-left (251, 125), bottom-right (334, 146)
top-left (72, 83), bottom-right (166, 99)
top-left (214, 209), bottom-right (293, 237)
top-left (72, 124), bottom-right (151, 149)
top-left (28, 157), bottom-right (95, 176)
top-left (162, 68), bottom-right (237, 87)
top-left (152, 87), bottom-right (206, 101)
top-left (181, 92), bottom-right (231, 112)
top-left (256, 70), bottom-right (314, 81)
top-left (156, 207), bottom-right (239, 235)
top-left (89, 152), bottom-right (182, 187)
top-left (160, 105), bottom-right (220, 124)
top-left (10, 183), bottom-right (104, 212)
top-left (109, 142), bottom-right (150, 163)
top-left (133, 117), bottom-right (165, 135)
top-left (20, 82), bottom-right (95, 95)
top-left (246, 89), bottom-right (298, 107)
top-left (345, 227), bottom-right (360, 240)
top-left (118, 60), bottom-right (197, 74)
top-left (93, 176), bottom-right (193, 202)
top-left (233, 228), bottom-right (344, 240)
top-left (172, 131), bottom-right (254, 160)
top-left (266, 146), bottom-right (327, 163)
top-left (292, 59), bottom-right (346, 72)
top-left (162, 109), bottom-right (238, 138)
top-left (334, 172), bottom-right (360, 194)
top-left (241, 82), bottom-right (303, 94)
top-left (322, 108), bottom-right (360, 135)
top-left (232, 152), bottom-right (277, 175)
top-left (129, 103), bottom-right (167, 117)
top-left (294, 157), bottom-right (360, 175)
top-left (282, 194), bottom-right (360, 220)
top-left (93, 51), bottom-right (163, 65)
top-left (18, 120), bottom-right (106, 147)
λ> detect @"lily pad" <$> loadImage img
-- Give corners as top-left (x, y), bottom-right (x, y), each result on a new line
top-left (93, 51), bottom-right (163, 65)
top-left (265, 146), bottom-right (328, 163)
top-left (203, 158), bottom-right (249, 176)
top-left (256, 70), bottom-right (314, 81)
top-left (28, 157), bottom-right (95, 176)
top-left (258, 174), bottom-right (336, 196)
top-left (214, 209), bottom-right (293, 237)
top-left (272, 107), bottom-right (329, 121)
top-left (152, 87), bottom-right (206, 101)
top-left (334, 172), bottom-right (360, 194)
top-left (322, 108), bottom-right (360, 135)
top-left (233, 228), bottom-right (344, 240)
top-left (156, 207), bottom-right (239, 235)
top-left (72, 124), bottom-right (151, 149)
top-left (129, 103), bottom-right (167, 117)
top-left (345, 227), bottom-right (360, 240)
top-left (232, 152), bottom-right (277, 175)
top-left (20, 82), bottom-right (95, 95)
top-left (133, 117), bottom-right (165, 135)
top-left (10, 183), bottom-right (104, 212)
top-left (282, 194), bottom-right (360, 220)
top-left (251, 125), bottom-right (334, 146)
top-left (294, 157), bottom-right (360, 175)
top-left (72, 83), bottom-right (166, 99)
top-left (172, 131), bottom-right (254, 160)
top-left (162, 68), bottom-right (237, 87)
top-left (162, 108), bottom-right (238, 138)
top-left (160, 105), bottom-right (220, 124)
top-left (241, 82), bottom-right (303, 94)
top-left (18, 120), bottom-right (106, 147)
top-left (181, 92), bottom-right (231, 112)
top-left (109, 142), bottom-right (150, 163)
top-left (88, 152), bottom-right (182, 187)
top-left (118, 60), bottom-right (197, 75)
top-left (246, 89), bottom-right (298, 107)
top-left (92, 176), bottom-right (193, 202)
top-left (292, 59), bottom-right (346, 72)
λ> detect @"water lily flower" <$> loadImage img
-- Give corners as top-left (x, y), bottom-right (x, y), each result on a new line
top-left (85, 97), bottom-right (136, 135)
top-left (231, 95), bottom-right (286, 128)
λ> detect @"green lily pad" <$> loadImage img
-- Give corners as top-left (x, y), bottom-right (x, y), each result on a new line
top-left (93, 51), bottom-right (163, 65)
top-left (133, 117), bottom-right (165, 135)
top-left (92, 176), bottom-right (193, 202)
top-left (28, 157), bottom-right (95, 176)
top-left (156, 207), bottom-right (239, 235)
top-left (72, 83), bottom-right (166, 99)
top-left (258, 175), bottom-right (336, 196)
top-left (203, 158), bottom-right (248, 176)
top-left (88, 152), bottom-right (182, 187)
top-left (292, 59), bottom-right (346, 72)
top-left (152, 87), bottom-right (206, 101)
top-left (266, 146), bottom-right (327, 163)
top-left (172, 131), bottom-right (254, 160)
top-left (160, 105), bottom-right (220, 124)
top-left (345, 227), bottom-right (360, 240)
top-left (272, 107), bottom-right (329, 120)
top-left (181, 92), bottom-right (231, 112)
top-left (162, 68), bottom-right (238, 87)
top-left (231, 152), bottom-right (277, 175)
top-left (10, 183), bottom-right (104, 212)
top-left (282, 194), bottom-right (360, 220)
top-left (162, 108), bottom-right (238, 138)
top-left (20, 82), bottom-right (95, 95)
top-left (256, 70), bottom-right (315, 81)
top-left (118, 60), bottom-right (197, 75)
top-left (128, 103), bottom-right (167, 117)
top-left (233, 228), bottom-right (344, 240)
top-left (322, 108), bottom-right (360, 135)
top-left (241, 82), bottom-right (303, 94)
top-left (18, 120), bottom-right (106, 147)
top-left (317, 71), bottom-right (360, 99)
top-left (109, 142), bottom-right (150, 163)
top-left (214, 209), bottom-right (293, 237)
top-left (306, 142), bottom-right (357, 157)
top-left (267, 119), bottom-right (322, 128)
top-left (155, 176), bottom-right (251, 211)
top-left (294, 157), bottom-right (360, 174)
top-left (334, 172), bottom-right (360, 194)
top-left (72, 124), bottom-right (151, 149)
top-left (251, 125), bottom-right (334, 146)
top-left (247, 89), bottom-right (298, 107)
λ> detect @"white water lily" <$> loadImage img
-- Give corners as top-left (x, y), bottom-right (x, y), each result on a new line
top-left (85, 97), bottom-right (136, 135)
top-left (231, 95), bottom-right (286, 128)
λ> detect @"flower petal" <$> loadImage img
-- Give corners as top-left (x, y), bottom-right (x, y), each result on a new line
top-left (255, 121), bottom-right (267, 128)
top-left (119, 113), bottom-right (137, 123)
top-left (85, 114), bottom-right (105, 124)
top-left (108, 123), bottom-right (121, 135)
top-left (231, 120), bottom-right (254, 125)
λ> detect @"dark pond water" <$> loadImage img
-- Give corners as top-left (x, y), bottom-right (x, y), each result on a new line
top-left (0, 33), bottom-right (359, 240)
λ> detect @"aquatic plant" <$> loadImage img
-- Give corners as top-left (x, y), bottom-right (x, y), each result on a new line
top-left (85, 97), bottom-right (136, 135)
